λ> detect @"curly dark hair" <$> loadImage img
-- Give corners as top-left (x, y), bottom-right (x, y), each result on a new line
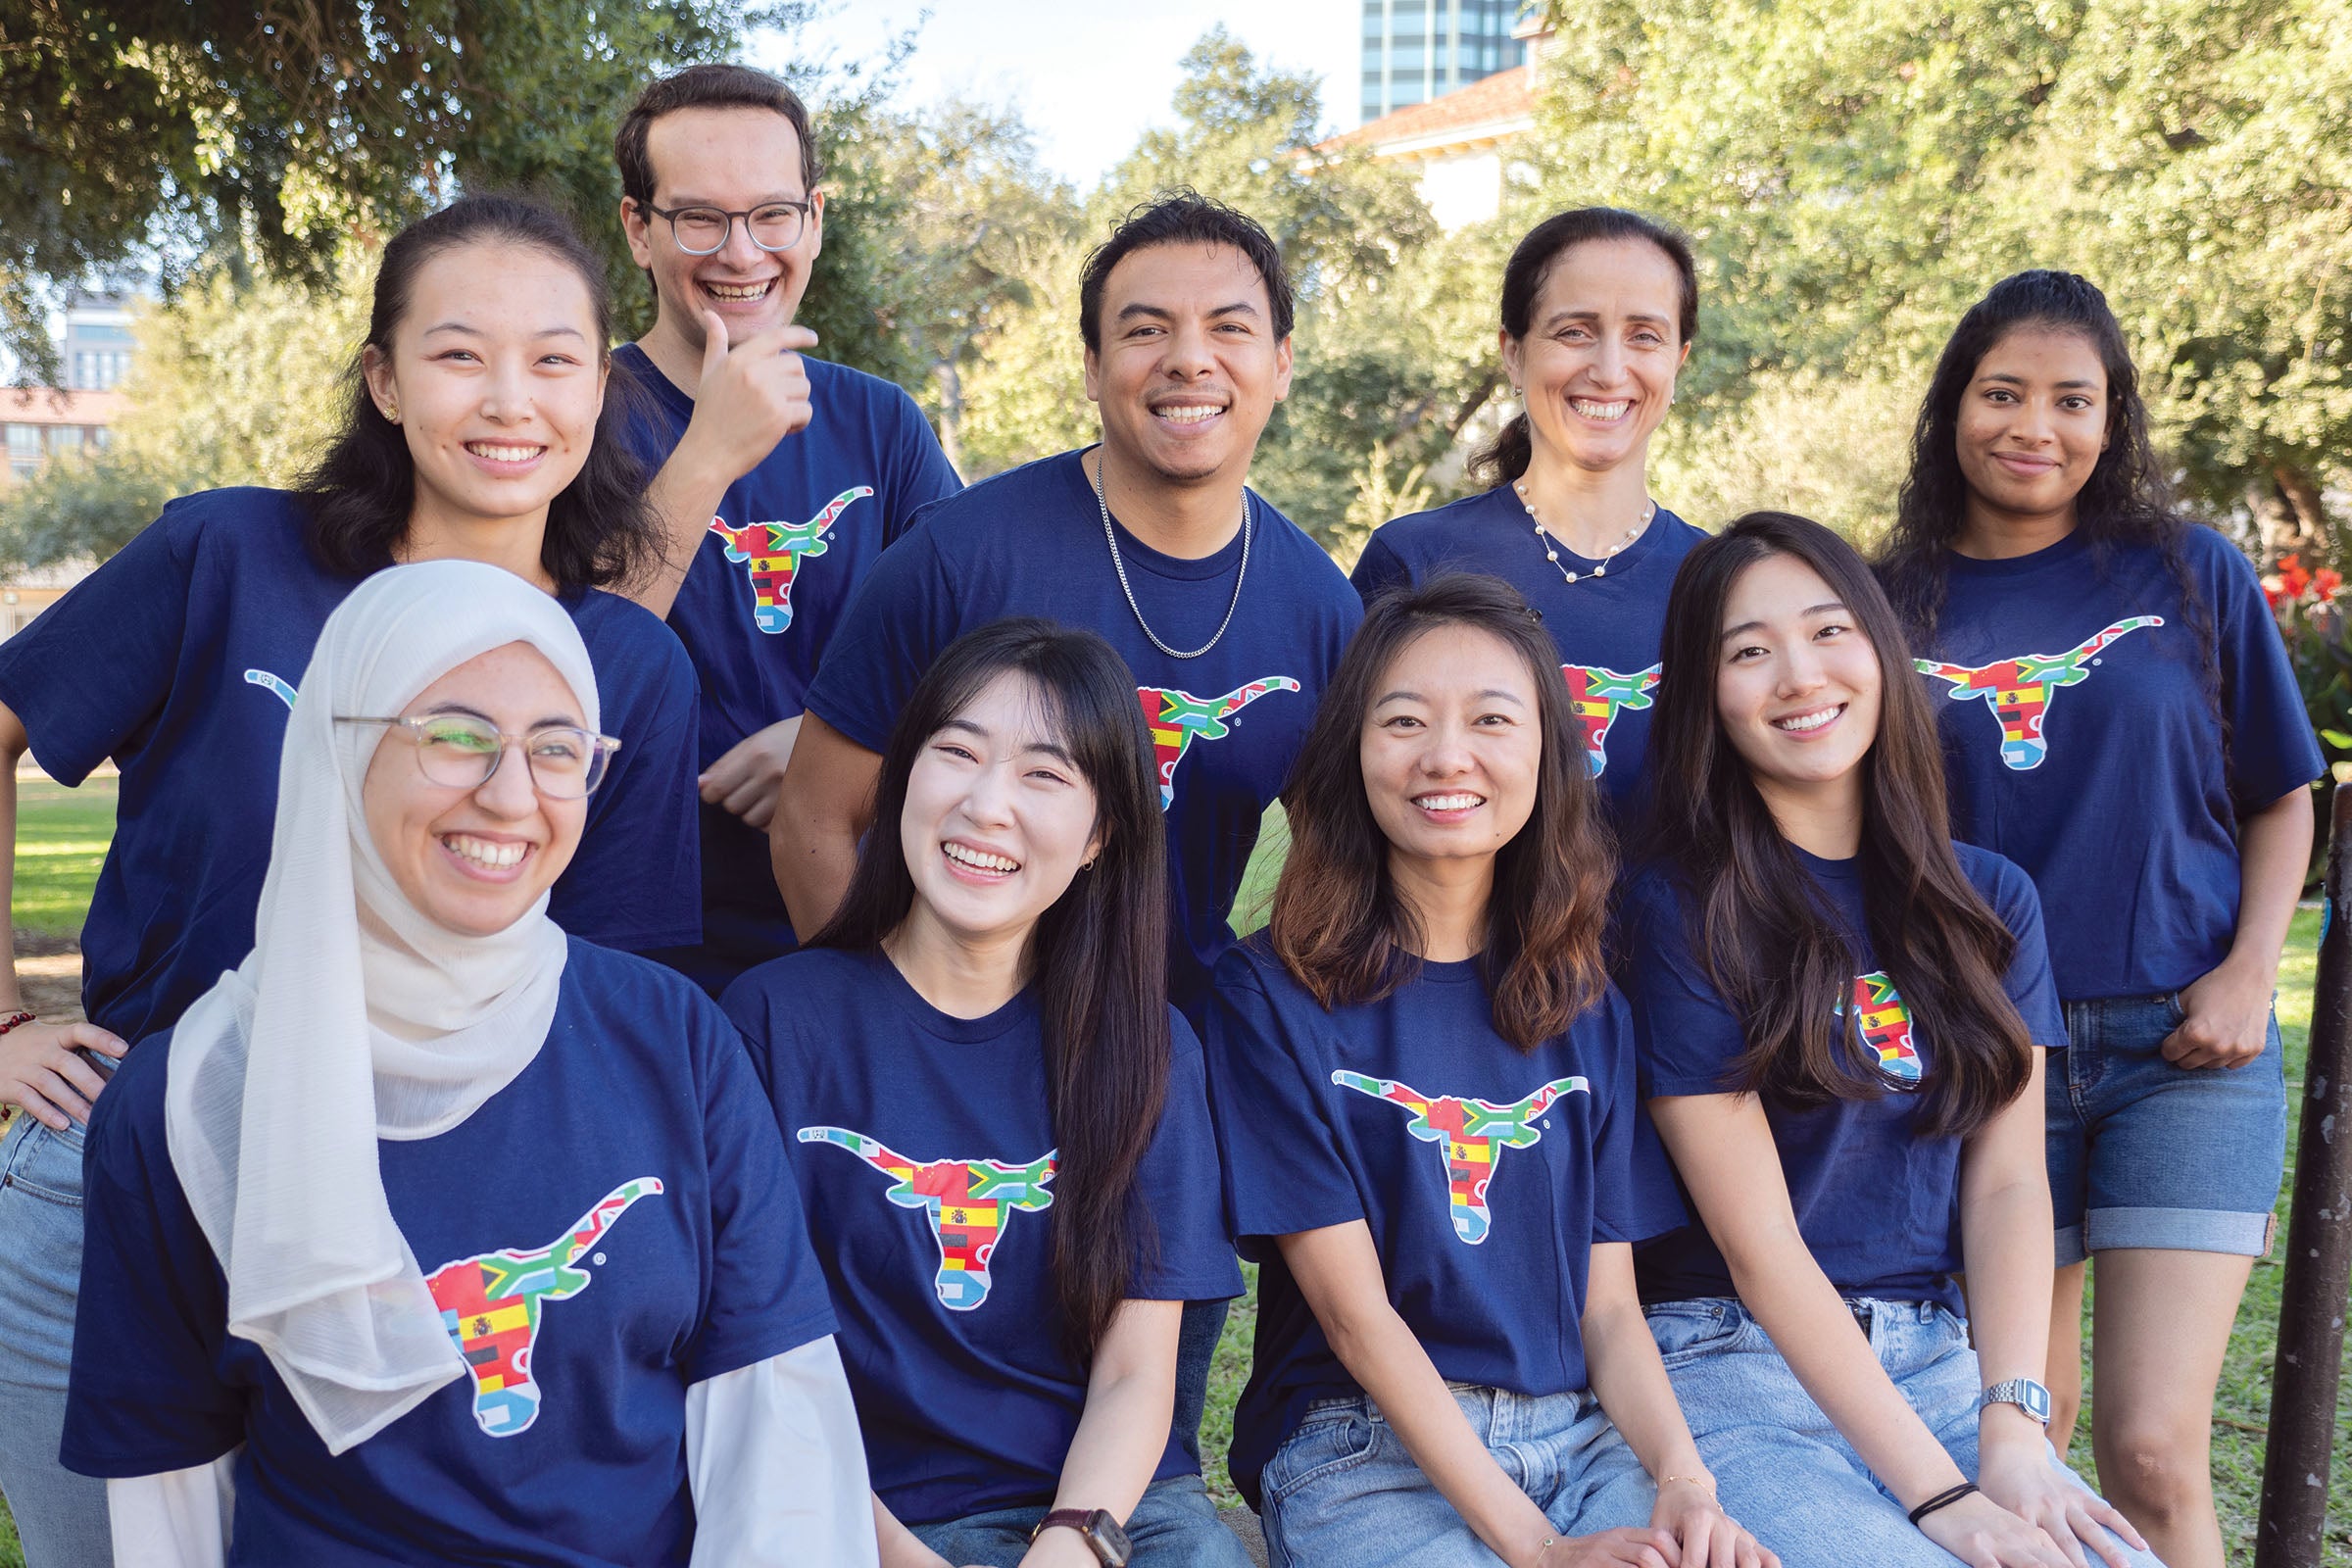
top-left (297, 192), bottom-right (662, 593)
top-left (1078, 189), bottom-right (1296, 351)
top-left (1874, 270), bottom-right (2214, 685)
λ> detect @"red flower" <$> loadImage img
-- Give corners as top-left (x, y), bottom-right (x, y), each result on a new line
top-left (2278, 554), bottom-right (2313, 600)
top-left (2316, 568), bottom-right (2343, 603)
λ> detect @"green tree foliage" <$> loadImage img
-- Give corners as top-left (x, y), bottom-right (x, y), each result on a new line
top-left (0, 2), bottom-right (740, 374)
top-left (0, 1), bottom-right (938, 383)
top-left (0, 263), bottom-right (369, 567)
top-left (1083, 29), bottom-right (1502, 549)
top-left (918, 33), bottom-right (1514, 550)
top-left (2030, 0), bottom-right (2352, 554)
top-left (843, 101), bottom-right (1080, 471)
top-left (20, 8), bottom-right (2340, 574)
top-left (1528, 0), bottom-right (2352, 548)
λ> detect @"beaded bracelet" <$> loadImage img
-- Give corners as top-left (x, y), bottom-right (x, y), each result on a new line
top-left (1659, 1473), bottom-right (1718, 1494)
top-left (1907, 1482), bottom-right (1980, 1526)
top-left (0, 1010), bottom-right (35, 1037)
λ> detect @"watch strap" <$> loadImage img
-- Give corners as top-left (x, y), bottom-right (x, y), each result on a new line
top-left (1028, 1508), bottom-right (1131, 1565)
top-left (1980, 1377), bottom-right (2053, 1425)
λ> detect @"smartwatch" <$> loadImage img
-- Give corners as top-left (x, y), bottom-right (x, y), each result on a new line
top-left (1980, 1377), bottom-right (2053, 1427)
top-left (1029, 1508), bottom-right (1134, 1566)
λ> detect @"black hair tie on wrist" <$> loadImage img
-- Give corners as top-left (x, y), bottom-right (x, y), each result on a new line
top-left (1908, 1482), bottom-right (1981, 1527)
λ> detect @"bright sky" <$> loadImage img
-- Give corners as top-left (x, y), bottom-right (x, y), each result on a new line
top-left (752, 0), bottom-right (1362, 191)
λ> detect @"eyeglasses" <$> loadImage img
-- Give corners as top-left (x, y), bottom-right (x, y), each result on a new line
top-left (640, 199), bottom-right (814, 256)
top-left (337, 714), bottom-right (621, 800)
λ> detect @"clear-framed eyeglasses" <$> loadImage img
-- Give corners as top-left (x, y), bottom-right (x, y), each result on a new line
top-left (336, 714), bottom-right (621, 800)
top-left (640, 199), bottom-right (814, 256)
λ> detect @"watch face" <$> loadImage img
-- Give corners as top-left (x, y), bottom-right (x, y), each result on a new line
top-left (1085, 1509), bottom-right (1134, 1565)
top-left (1988, 1379), bottom-right (2053, 1423)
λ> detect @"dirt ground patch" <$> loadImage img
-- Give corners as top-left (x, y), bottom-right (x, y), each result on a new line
top-left (12, 930), bottom-right (82, 1024)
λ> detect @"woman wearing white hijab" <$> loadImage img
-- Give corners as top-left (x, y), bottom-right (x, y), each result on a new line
top-left (59, 560), bottom-right (875, 1567)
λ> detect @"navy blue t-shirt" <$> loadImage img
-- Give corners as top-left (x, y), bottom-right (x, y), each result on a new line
top-left (64, 940), bottom-right (835, 1568)
top-left (721, 946), bottom-right (1242, 1525)
top-left (1203, 937), bottom-right (1669, 1510)
top-left (613, 345), bottom-right (962, 990)
top-left (0, 488), bottom-right (702, 1045)
top-left (1351, 489), bottom-right (1705, 814)
top-left (1902, 525), bottom-right (2323, 1000)
top-left (805, 449), bottom-right (1360, 1024)
top-left (1622, 844), bottom-right (2067, 1313)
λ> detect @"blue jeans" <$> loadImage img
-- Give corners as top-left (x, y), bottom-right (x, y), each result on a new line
top-left (1646, 1297), bottom-right (2164, 1568)
top-left (909, 1473), bottom-right (1250, 1568)
top-left (1259, 1384), bottom-right (1655, 1568)
top-left (2049, 993), bottom-right (2286, 1264)
top-left (0, 1113), bottom-right (113, 1567)
top-left (1173, 1298), bottom-right (1226, 1466)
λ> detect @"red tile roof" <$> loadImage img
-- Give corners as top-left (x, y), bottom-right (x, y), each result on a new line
top-left (1323, 65), bottom-right (1535, 155)
top-left (0, 387), bottom-right (124, 426)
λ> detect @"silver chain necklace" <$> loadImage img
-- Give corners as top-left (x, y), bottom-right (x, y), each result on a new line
top-left (1090, 447), bottom-right (1252, 661)
top-left (1516, 478), bottom-right (1655, 585)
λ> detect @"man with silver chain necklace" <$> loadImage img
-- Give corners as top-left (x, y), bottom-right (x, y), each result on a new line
top-left (775, 191), bottom-right (1360, 1509)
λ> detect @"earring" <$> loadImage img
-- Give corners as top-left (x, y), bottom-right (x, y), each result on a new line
top-left (382, 402), bottom-right (400, 424)
top-left (1080, 857), bottom-right (1098, 871)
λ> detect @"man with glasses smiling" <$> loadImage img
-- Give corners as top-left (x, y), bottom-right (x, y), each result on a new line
top-left (611, 64), bottom-right (962, 993)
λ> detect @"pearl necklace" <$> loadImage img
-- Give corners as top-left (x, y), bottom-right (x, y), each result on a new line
top-left (1516, 480), bottom-right (1656, 584)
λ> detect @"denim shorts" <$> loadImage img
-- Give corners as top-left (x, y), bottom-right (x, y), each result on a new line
top-left (1645, 1297), bottom-right (2159, 1568)
top-left (1258, 1383), bottom-right (1655, 1568)
top-left (2047, 993), bottom-right (2286, 1266)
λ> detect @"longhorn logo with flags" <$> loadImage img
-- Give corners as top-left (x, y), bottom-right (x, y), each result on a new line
top-left (1136, 678), bottom-right (1300, 809)
top-left (1915, 616), bottom-right (2162, 770)
top-left (1332, 1071), bottom-right (1589, 1245)
top-left (1560, 662), bottom-right (1661, 778)
top-left (1838, 970), bottom-right (1921, 1083)
top-left (799, 1126), bottom-right (1056, 1311)
top-left (708, 485), bottom-right (875, 634)
top-left (423, 1177), bottom-right (666, 1438)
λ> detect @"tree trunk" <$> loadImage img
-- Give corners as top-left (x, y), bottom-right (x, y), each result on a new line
top-left (932, 359), bottom-right (964, 476)
top-left (2274, 461), bottom-right (2330, 557)
top-left (2247, 474), bottom-right (2314, 563)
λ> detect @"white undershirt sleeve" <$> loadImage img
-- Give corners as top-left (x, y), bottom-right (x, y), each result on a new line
top-left (107, 1448), bottom-right (238, 1568)
top-left (686, 1335), bottom-right (878, 1568)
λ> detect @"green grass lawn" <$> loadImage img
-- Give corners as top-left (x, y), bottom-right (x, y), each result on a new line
top-left (11, 776), bottom-right (115, 940)
top-left (3, 798), bottom-right (2346, 1562)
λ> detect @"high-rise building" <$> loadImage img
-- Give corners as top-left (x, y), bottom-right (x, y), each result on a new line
top-left (1360, 0), bottom-right (1530, 124)
top-left (63, 291), bottom-right (135, 392)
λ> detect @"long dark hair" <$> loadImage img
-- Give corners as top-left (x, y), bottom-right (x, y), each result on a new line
top-left (1470, 207), bottom-right (1699, 486)
top-left (298, 193), bottom-right (662, 593)
top-left (1271, 573), bottom-right (1614, 1048)
top-left (1875, 270), bottom-right (2214, 676)
top-left (1644, 513), bottom-right (2032, 1136)
top-left (810, 618), bottom-right (1170, 1356)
